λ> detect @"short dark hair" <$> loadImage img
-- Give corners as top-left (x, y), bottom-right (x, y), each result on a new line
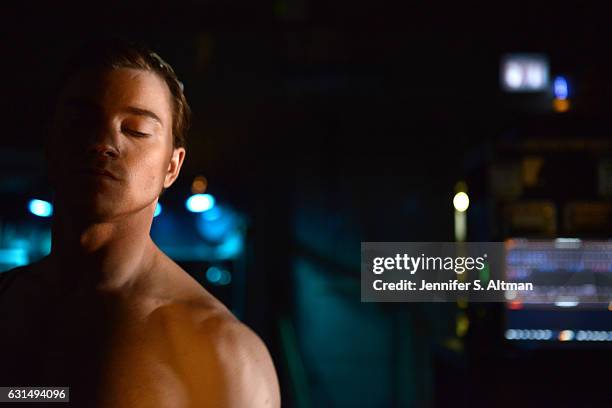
top-left (55, 37), bottom-right (191, 149)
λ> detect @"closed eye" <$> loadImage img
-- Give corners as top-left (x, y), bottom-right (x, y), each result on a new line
top-left (123, 128), bottom-right (150, 137)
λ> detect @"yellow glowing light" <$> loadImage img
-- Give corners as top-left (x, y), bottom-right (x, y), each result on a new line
top-left (456, 312), bottom-right (469, 337)
top-left (553, 98), bottom-right (570, 113)
top-left (558, 330), bottom-right (574, 341)
top-left (191, 176), bottom-right (208, 194)
top-left (453, 192), bottom-right (470, 212)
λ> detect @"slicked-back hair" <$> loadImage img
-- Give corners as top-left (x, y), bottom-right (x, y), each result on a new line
top-left (54, 37), bottom-right (191, 149)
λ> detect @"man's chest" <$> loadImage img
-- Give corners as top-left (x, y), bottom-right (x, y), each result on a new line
top-left (0, 295), bottom-right (189, 407)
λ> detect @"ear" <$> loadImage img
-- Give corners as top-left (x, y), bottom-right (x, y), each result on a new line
top-left (164, 147), bottom-right (186, 188)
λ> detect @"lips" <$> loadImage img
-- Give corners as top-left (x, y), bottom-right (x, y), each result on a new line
top-left (76, 167), bottom-right (119, 180)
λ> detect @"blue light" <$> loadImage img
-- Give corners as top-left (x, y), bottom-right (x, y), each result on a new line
top-left (206, 266), bottom-right (232, 285)
top-left (154, 203), bottom-right (162, 217)
top-left (0, 248), bottom-right (29, 271)
top-left (203, 206), bottom-right (222, 221)
top-left (28, 199), bottom-right (53, 217)
top-left (206, 266), bottom-right (222, 283)
top-left (186, 194), bottom-right (215, 213)
top-left (215, 231), bottom-right (244, 259)
top-left (554, 76), bottom-right (568, 100)
top-left (219, 270), bottom-right (231, 285)
top-left (196, 207), bottom-right (233, 242)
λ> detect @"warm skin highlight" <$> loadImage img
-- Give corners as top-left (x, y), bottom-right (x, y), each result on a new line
top-left (47, 68), bottom-right (184, 289)
top-left (0, 67), bottom-right (281, 407)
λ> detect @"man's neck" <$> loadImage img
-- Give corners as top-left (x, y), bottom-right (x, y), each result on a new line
top-left (46, 206), bottom-right (159, 295)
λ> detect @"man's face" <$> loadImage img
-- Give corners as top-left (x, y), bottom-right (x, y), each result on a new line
top-left (48, 67), bottom-right (185, 221)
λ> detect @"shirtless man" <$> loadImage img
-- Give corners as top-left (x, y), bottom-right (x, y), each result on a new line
top-left (0, 39), bottom-right (281, 407)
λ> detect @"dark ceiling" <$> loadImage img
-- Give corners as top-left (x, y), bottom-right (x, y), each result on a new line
top-left (2, 1), bottom-right (612, 208)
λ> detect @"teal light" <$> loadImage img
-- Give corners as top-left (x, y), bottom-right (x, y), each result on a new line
top-left (154, 203), bottom-right (162, 217)
top-left (28, 199), bottom-right (53, 217)
top-left (206, 266), bottom-right (231, 285)
top-left (186, 194), bottom-right (215, 213)
top-left (206, 266), bottom-right (222, 283)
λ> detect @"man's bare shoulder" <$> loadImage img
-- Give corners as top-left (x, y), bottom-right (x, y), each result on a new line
top-left (193, 312), bottom-right (281, 408)
top-left (148, 254), bottom-right (281, 408)
top-left (149, 250), bottom-right (231, 314)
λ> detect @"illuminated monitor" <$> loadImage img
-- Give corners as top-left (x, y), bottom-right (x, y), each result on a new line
top-left (503, 238), bottom-right (612, 346)
top-left (500, 53), bottom-right (550, 92)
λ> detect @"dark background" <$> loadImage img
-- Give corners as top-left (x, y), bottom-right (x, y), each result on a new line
top-left (1, 1), bottom-right (611, 407)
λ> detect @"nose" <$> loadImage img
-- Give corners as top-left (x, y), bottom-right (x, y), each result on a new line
top-left (89, 142), bottom-right (120, 159)
top-left (84, 120), bottom-right (121, 159)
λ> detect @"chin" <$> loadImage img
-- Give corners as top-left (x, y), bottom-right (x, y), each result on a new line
top-left (56, 191), bottom-right (128, 221)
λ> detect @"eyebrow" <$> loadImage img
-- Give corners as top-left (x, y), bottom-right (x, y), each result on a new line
top-left (121, 106), bottom-right (164, 126)
top-left (63, 98), bottom-right (164, 126)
